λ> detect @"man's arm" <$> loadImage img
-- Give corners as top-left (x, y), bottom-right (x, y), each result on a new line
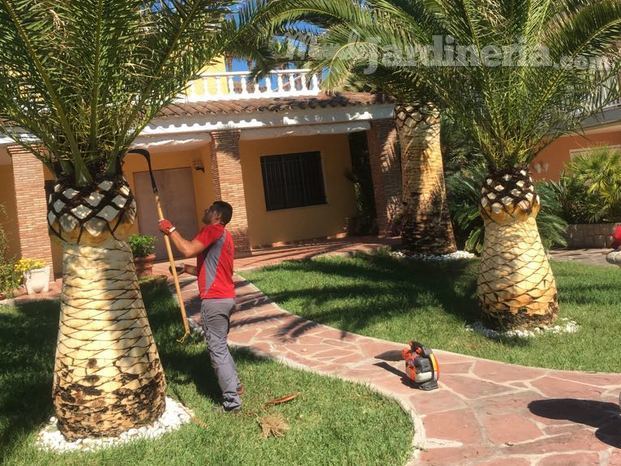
top-left (159, 219), bottom-right (206, 258)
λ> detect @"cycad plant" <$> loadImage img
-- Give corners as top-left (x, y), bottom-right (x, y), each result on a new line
top-left (0, 0), bottom-right (237, 439)
top-left (244, 0), bottom-right (621, 328)
top-left (446, 161), bottom-right (568, 253)
top-left (556, 147), bottom-right (621, 223)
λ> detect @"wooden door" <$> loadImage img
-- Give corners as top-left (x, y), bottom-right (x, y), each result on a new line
top-left (134, 168), bottom-right (199, 260)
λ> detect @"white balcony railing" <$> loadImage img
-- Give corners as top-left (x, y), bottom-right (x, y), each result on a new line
top-left (177, 69), bottom-right (321, 103)
top-left (605, 99), bottom-right (621, 109)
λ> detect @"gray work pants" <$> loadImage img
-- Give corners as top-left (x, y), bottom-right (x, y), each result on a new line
top-left (200, 299), bottom-right (241, 410)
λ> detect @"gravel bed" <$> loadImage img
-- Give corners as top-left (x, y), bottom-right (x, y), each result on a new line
top-left (36, 397), bottom-right (193, 453)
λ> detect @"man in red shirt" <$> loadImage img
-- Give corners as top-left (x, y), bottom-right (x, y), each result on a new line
top-left (159, 201), bottom-right (241, 413)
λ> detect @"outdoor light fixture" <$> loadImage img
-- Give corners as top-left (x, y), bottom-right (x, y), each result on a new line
top-left (192, 160), bottom-right (205, 172)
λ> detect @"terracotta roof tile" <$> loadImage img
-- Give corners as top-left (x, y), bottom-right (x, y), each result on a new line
top-left (158, 92), bottom-right (393, 118)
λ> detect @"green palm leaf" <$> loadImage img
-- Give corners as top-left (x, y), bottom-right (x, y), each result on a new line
top-left (0, 0), bottom-right (238, 186)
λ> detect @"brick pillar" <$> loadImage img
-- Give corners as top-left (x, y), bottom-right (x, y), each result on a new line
top-left (367, 119), bottom-right (402, 236)
top-left (7, 145), bottom-right (54, 278)
top-left (209, 130), bottom-right (252, 257)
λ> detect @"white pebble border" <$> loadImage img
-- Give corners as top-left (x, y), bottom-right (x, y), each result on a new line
top-left (466, 318), bottom-right (580, 339)
top-left (36, 396), bottom-right (193, 453)
top-left (392, 250), bottom-right (477, 262)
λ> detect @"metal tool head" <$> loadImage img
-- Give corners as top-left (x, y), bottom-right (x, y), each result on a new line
top-left (127, 148), bottom-right (158, 194)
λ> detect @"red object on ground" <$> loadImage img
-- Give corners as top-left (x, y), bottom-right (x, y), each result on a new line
top-left (611, 225), bottom-right (621, 250)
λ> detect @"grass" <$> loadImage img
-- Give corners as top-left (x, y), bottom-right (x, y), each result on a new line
top-left (0, 281), bottom-right (412, 466)
top-left (245, 252), bottom-right (621, 373)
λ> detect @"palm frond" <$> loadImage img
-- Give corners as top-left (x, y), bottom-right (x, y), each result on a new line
top-left (0, 0), bottom-right (236, 185)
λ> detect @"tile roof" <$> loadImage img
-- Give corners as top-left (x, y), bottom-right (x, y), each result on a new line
top-left (158, 92), bottom-right (393, 118)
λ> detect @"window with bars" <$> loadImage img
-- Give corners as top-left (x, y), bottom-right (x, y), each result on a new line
top-left (260, 151), bottom-right (327, 211)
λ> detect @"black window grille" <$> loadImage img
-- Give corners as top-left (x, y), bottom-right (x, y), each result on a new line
top-left (261, 151), bottom-right (327, 211)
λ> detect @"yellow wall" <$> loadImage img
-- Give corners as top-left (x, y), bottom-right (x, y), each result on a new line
top-left (532, 129), bottom-right (621, 181)
top-left (240, 134), bottom-right (356, 248)
top-left (0, 164), bottom-right (20, 260)
top-left (185, 58), bottom-right (229, 98)
top-left (122, 146), bottom-right (215, 234)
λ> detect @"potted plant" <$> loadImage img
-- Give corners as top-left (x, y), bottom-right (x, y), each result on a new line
top-left (128, 234), bottom-right (157, 278)
top-left (15, 259), bottom-right (50, 295)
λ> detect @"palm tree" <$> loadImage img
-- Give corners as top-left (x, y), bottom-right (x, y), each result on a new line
top-left (394, 103), bottom-right (456, 254)
top-left (243, 0), bottom-right (621, 329)
top-left (0, 0), bottom-right (240, 439)
top-left (237, 5), bottom-right (457, 254)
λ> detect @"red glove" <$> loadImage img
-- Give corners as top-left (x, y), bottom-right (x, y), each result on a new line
top-left (611, 225), bottom-right (621, 250)
top-left (159, 219), bottom-right (177, 235)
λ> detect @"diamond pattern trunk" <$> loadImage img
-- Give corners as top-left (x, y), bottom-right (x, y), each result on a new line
top-left (394, 104), bottom-right (457, 255)
top-left (477, 168), bottom-right (558, 329)
top-left (47, 178), bottom-right (166, 439)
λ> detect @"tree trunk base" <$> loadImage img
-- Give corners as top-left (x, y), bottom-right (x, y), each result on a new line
top-left (54, 240), bottom-right (166, 440)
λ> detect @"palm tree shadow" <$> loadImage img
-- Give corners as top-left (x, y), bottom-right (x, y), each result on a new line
top-left (247, 252), bottom-right (523, 345)
top-left (0, 300), bottom-right (58, 458)
top-left (529, 398), bottom-right (621, 448)
top-left (145, 284), bottom-right (268, 406)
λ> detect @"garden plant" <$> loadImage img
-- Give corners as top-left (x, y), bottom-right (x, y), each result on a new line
top-left (553, 146), bottom-right (621, 224)
top-left (0, 0), bottom-right (249, 440)
top-left (244, 0), bottom-right (621, 329)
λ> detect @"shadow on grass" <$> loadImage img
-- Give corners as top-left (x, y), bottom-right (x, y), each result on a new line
top-left (245, 253), bottom-right (488, 339)
top-left (529, 399), bottom-right (621, 448)
top-left (0, 300), bottom-right (58, 460)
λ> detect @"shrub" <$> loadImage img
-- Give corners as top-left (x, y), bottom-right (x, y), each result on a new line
top-left (128, 234), bottom-right (156, 258)
top-left (554, 147), bottom-right (621, 224)
top-left (14, 258), bottom-right (46, 274)
top-left (0, 206), bottom-right (21, 298)
top-left (447, 162), bottom-right (568, 253)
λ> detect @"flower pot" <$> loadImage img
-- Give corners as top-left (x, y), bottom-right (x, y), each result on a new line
top-left (24, 266), bottom-right (50, 295)
top-left (134, 254), bottom-right (156, 278)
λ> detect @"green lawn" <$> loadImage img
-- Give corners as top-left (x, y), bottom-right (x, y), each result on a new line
top-left (245, 253), bottom-right (621, 373)
top-left (0, 281), bottom-right (412, 466)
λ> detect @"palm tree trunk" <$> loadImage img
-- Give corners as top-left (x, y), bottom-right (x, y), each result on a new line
top-left (394, 104), bottom-right (457, 255)
top-left (48, 178), bottom-right (166, 440)
top-left (477, 168), bottom-right (559, 329)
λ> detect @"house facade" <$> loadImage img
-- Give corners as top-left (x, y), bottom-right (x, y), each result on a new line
top-left (530, 100), bottom-right (621, 181)
top-left (0, 64), bottom-right (401, 277)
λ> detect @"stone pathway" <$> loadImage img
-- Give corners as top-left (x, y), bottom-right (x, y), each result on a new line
top-left (549, 249), bottom-right (615, 268)
top-left (177, 277), bottom-right (621, 466)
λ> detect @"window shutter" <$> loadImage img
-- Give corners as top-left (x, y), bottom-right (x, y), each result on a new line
top-left (261, 152), bottom-right (326, 211)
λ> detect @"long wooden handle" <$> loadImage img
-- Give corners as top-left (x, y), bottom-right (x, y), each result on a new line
top-left (155, 193), bottom-right (191, 340)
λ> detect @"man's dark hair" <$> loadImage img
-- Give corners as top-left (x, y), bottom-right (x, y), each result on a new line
top-left (211, 201), bottom-right (233, 225)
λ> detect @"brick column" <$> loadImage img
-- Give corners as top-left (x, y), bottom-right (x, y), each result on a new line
top-left (367, 119), bottom-right (402, 236)
top-left (7, 145), bottom-right (54, 278)
top-left (209, 130), bottom-right (252, 257)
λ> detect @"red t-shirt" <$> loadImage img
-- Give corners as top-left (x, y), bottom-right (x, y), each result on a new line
top-left (194, 224), bottom-right (235, 299)
top-left (612, 225), bottom-right (621, 250)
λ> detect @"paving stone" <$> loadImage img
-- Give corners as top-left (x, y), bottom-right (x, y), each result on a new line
top-left (409, 389), bottom-right (468, 415)
top-left (530, 376), bottom-right (606, 399)
top-left (440, 362), bottom-right (475, 375)
top-left (475, 458), bottom-right (531, 466)
top-left (482, 413), bottom-right (543, 444)
top-left (440, 374), bottom-right (515, 400)
top-left (608, 449), bottom-right (621, 465)
top-left (505, 430), bottom-right (609, 455)
top-left (474, 390), bottom-right (542, 416)
top-left (536, 452), bottom-right (601, 465)
top-left (472, 359), bottom-right (545, 383)
top-left (423, 409), bottom-right (483, 444)
top-left (419, 446), bottom-right (494, 465)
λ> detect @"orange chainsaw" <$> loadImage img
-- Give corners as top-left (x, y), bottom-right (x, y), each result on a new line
top-left (401, 341), bottom-right (440, 391)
